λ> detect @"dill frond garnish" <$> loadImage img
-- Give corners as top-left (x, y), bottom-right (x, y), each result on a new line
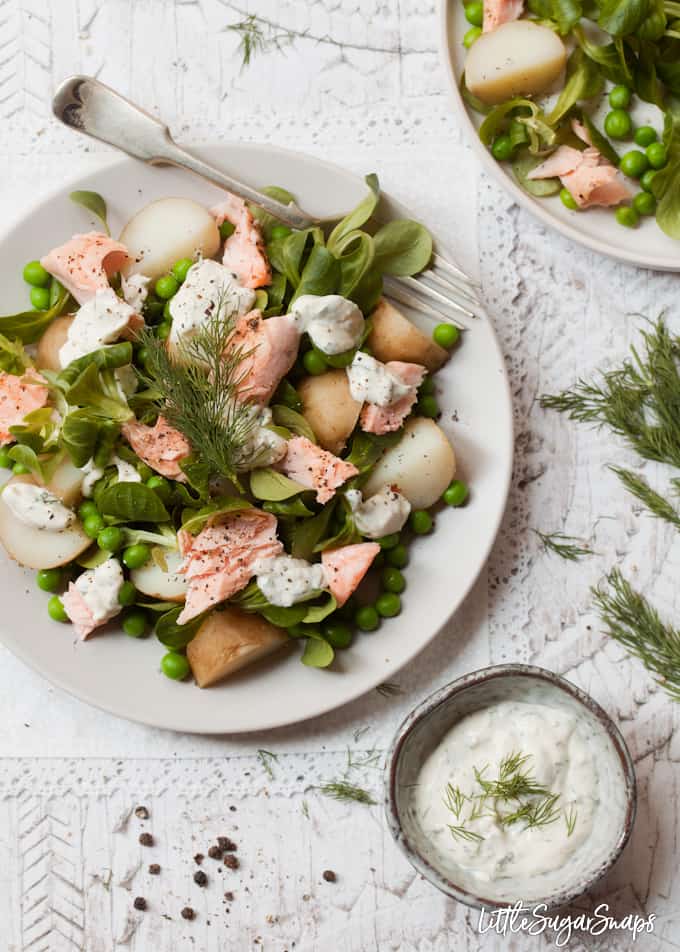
top-left (376, 681), bottom-right (403, 697)
top-left (592, 569), bottom-right (680, 701)
top-left (138, 300), bottom-right (257, 486)
top-left (443, 783), bottom-right (468, 820)
top-left (257, 749), bottom-right (278, 780)
top-left (534, 530), bottom-right (592, 561)
top-left (448, 824), bottom-right (485, 843)
top-left (565, 805), bottom-right (578, 836)
top-left (227, 14), bottom-right (296, 70)
top-left (608, 467), bottom-right (680, 530)
top-left (317, 781), bottom-right (376, 805)
top-left (346, 747), bottom-right (381, 771)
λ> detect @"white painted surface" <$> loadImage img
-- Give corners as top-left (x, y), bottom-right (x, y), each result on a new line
top-left (0, 1), bottom-right (678, 949)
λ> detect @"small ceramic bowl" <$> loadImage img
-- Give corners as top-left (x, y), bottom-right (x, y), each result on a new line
top-left (384, 664), bottom-right (637, 911)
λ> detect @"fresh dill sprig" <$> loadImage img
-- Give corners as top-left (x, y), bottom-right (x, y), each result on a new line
top-left (138, 300), bottom-right (257, 485)
top-left (353, 725), bottom-right (370, 743)
top-left (443, 783), bottom-right (467, 820)
top-left (609, 467), bottom-right (680, 530)
top-left (317, 781), bottom-right (377, 805)
top-left (592, 569), bottom-right (680, 701)
top-left (346, 747), bottom-right (381, 771)
top-left (500, 792), bottom-right (561, 830)
top-left (227, 14), bottom-right (296, 70)
top-left (565, 805), bottom-right (578, 837)
top-left (301, 799), bottom-right (310, 819)
top-left (448, 824), bottom-right (485, 843)
top-left (534, 530), bottom-right (592, 561)
top-left (257, 749), bottom-right (278, 780)
top-left (376, 682), bottom-right (403, 697)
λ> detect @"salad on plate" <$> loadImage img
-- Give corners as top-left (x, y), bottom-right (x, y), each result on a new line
top-left (0, 177), bottom-right (466, 687)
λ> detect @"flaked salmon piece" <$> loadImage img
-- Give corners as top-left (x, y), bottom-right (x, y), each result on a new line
top-left (61, 558), bottom-right (124, 639)
top-left (177, 508), bottom-right (283, 623)
top-left (61, 585), bottom-right (97, 639)
top-left (277, 436), bottom-right (359, 504)
top-left (0, 370), bottom-right (49, 445)
top-left (571, 119), bottom-right (593, 148)
top-left (210, 195), bottom-right (272, 289)
top-left (321, 542), bottom-right (381, 607)
top-left (359, 361), bottom-right (426, 435)
top-left (41, 232), bottom-right (130, 306)
top-left (529, 145), bottom-right (631, 208)
top-left (121, 416), bottom-right (191, 482)
top-left (228, 310), bottom-right (299, 406)
top-left (484, 0), bottom-right (524, 31)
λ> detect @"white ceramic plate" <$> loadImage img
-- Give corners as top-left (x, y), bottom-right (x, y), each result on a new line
top-left (0, 143), bottom-right (513, 733)
top-left (438, 0), bottom-right (680, 272)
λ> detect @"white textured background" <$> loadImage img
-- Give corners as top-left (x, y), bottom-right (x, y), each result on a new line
top-left (0, 1), bottom-right (679, 949)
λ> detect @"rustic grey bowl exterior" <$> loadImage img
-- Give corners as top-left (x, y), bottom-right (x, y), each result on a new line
top-left (384, 664), bottom-right (637, 912)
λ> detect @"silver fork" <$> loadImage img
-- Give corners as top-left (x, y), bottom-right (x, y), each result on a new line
top-left (52, 75), bottom-right (481, 327)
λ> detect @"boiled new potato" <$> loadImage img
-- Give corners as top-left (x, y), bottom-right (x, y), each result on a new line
top-left (363, 417), bottom-right (456, 509)
top-left (298, 370), bottom-right (362, 454)
top-left (187, 607), bottom-right (289, 688)
top-left (131, 549), bottom-right (188, 603)
top-left (0, 474), bottom-right (90, 569)
top-left (368, 299), bottom-right (448, 372)
top-left (36, 315), bottom-right (74, 371)
top-left (120, 197), bottom-right (221, 279)
top-left (46, 458), bottom-right (86, 508)
top-left (465, 21), bottom-right (567, 105)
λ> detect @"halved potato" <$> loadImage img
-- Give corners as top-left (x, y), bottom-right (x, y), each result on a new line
top-left (465, 21), bottom-right (567, 105)
top-left (120, 197), bottom-right (221, 279)
top-left (298, 370), bottom-right (362, 454)
top-left (131, 549), bottom-right (188, 603)
top-left (363, 417), bottom-right (456, 509)
top-left (0, 474), bottom-right (90, 569)
top-left (47, 458), bottom-right (85, 508)
top-left (36, 315), bottom-right (74, 371)
top-left (187, 607), bottom-right (289, 688)
top-left (368, 299), bottom-right (448, 372)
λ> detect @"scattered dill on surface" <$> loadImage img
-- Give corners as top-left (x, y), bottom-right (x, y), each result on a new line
top-left (346, 747), bottom-right (381, 771)
top-left (376, 682), bottom-right (403, 697)
top-left (301, 800), bottom-right (310, 819)
top-left (227, 13), bottom-right (297, 69)
top-left (257, 749), bottom-right (278, 780)
top-left (609, 467), bottom-right (680, 530)
top-left (534, 530), bottom-right (592, 561)
top-left (317, 781), bottom-right (377, 805)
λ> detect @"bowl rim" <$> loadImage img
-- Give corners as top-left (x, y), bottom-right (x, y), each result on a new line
top-left (436, 0), bottom-right (680, 273)
top-left (383, 663), bottom-right (637, 911)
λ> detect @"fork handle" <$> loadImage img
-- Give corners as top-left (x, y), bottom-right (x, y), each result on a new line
top-left (52, 75), bottom-right (316, 230)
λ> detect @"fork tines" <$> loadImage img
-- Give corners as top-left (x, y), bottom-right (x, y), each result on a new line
top-left (385, 251), bottom-right (481, 328)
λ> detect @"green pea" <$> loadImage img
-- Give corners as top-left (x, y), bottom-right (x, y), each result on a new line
top-left (37, 568), bottom-right (61, 593)
top-left (634, 125), bottom-right (657, 148)
top-left (633, 191), bottom-right (656, 216)
top-left (376, 592), bottom-right (401, 618)
top-left (559, 188), bottom-right (579, 211)
top-left (378, 533), bottom-right (400, 550)
top-left (163, 300), bottom-right (173, 321)
top-left (417, 395), bottom-right (439, 418)
top-left (619, 150), bottom-right (649, 179)
top-left (118, 581), bottom-right (137, 606)
top-left (171, 257), bottom-right (194, 283)
top-left (48, 595), bottom-right (68, 623)
top-left (325, 349), bottom-right (356, 368)
top-left (12, 462), bottom-right (30, 475)
top-left (123, 609), bottom-right (148, 638)
top-left (303, 349), bottom-right (328, 376)
top-left (491, 134), bottom-right (513, 162)
top-left (645, 142), bottom-right (668, 169)
top-left (122, 544), bottom-right (151, 570)
top-left (443, 480), bottom-right (469, 507)
top-left (219, 220), bottom-right (236, 240)
top-left (30, 286), bottom-right (50, 310)
top-left (77, 500), bottom-right (99, 521)
top-left (386, 544), bottom-right (409, 569)
top-left (323, 621), bottom-right (353, 649)
top-left (155, 274), bottom-right (179, 300)
top-left (381, 567), bottom-right (405, 594)
top-left (0, 447), bottom-right (12, 468)
top-left (419, 376), bottom-right (435, 396)
top-left (23, 260), bottom-right (50, 287)
top-left (372, 551), bottom-right (385, 569)
top-left (604, 110), bottom-right (632, 140)
top-left (156, 321), bottom-right (172, 341)
top-left (136, 345), bottom-right (149, 367)
top-left (355, 605), bottom-right (380, 632)
top-left (463, 26), bottom-right (482, 47)
top-left (136, 463), bottom-right (154, 482)
top-left (410, 509), bottom-right (433, 534)
top-left (608, 85), bottom-right (631, 109)
top-left (83, 513), bottom-right (105, 539)
top-left (147, 475), bottom-right (172, 503)
top-left (433, 323), bottom-right (460, 348)
top-left (161, 651), bottom-right (190, 680)
top-left (271, 225), bottom-right (292, 240)
top-left (464, 0), bottom-right (484, 25)
top-left (640, 169), bottom-right (658, 193)
top-left (615, 206), bottom-right (639, 229)
top-left (97, 526), bottom-right (124, 552)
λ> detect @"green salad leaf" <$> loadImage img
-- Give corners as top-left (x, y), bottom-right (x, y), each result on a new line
top-left (652, 102), bottom-right (680, 238)
top-left (249, 185), bottom-right (297, 240)
top-left (372, 220), bottom-right (433, 277)
top-left (155, 606), bottom-right (204, 649)
top-left (291, 244), bottom-right (341, 302)
top-left (180, 497), bottom-right (251, 535)
top-left (8, 444), bottom-right (44, 479)
top-left (303, 594), bottom-right (337, 624)
top-left (60, 410), bottom-right (119, 468)
top-left (70, 190), bottom-right (110, 234)
top-left (250, 468), bottom-right (306, 501)
top-left (548, 49), bottom-right (603, 125)
top-left (552, 0), bottom-right (583, 33)
top-left (327, 174), bottom-right (380, 254)
top-left (272, 380), bottom-right (302, 412)
top-left (98, 482), bottom-right (170, 523)
top-left (512, 151), bottom-right (561, 197)
top-left (598, 0), bottom-right (649, 36)
top-left (58, 342), bottom-right (133, 388)
top-left (263, 496), bottom-right (316, 518)
top-left (64, 364), bottom-right (134, 422)
top-left (272, 405), bottom-right (316, 442)
top-left (0, 283), bottom-right (71, 344)
top-left (291, 501), bottom-right (336, 559)
top-left (0, 334), bottom-right (31, 375)
top-left (301, 635), bottom-right (335, 668)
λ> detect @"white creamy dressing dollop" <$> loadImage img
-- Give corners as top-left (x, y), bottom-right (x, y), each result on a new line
top-left (290, 294), bottom-right (364, 355)
top-left (410, 696), bottom-right (629, 902)
top-left (121, 273), bottom-right (151, 312)
top-left (347, 352), bottom-right (411, 406)
top-left (81, 456), bottom-right (141, 497)
top-left (253, 555), bottom-right (326, 607)
top-left (2, 483), bottom-right (75, 531)
top-left (59, 288), bottom-right (137, 368)
top-left (73, 558), bottom-right (124, 625)
top-left (235, 408), bottom-right (288, 471)
top-left (168, 259), bottom-right (255, 347)
top-left (346, 487), bottom-right (411, 538)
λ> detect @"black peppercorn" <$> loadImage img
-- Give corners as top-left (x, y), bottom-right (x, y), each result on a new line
top-left (133, 897), bottom-right (147, 911)
top-left (194, 870), bottom-right (208, 887)
top-left (138, 833), bottom-right (154, 847)
top-left (181, 906), bottom-right (195, 921)
top-left (322, 870), bottom-right (337, 883)
top-left (223, 854), bottom-right (239, 870)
